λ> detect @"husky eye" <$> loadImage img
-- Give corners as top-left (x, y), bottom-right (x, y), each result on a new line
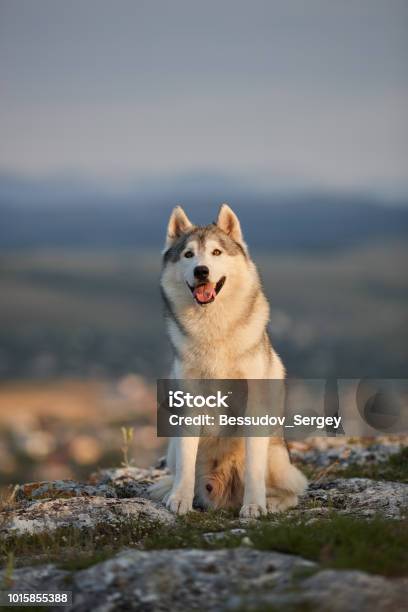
top-left (212, 249), bottom-right (222, 256)
top-left (184, 250), bottom-right (194, 258)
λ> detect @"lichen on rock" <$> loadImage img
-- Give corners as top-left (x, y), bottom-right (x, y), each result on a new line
top-left (1, 496), bottom-right (174, 538)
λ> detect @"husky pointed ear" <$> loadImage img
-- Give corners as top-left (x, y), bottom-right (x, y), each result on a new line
top-left (216, 204), bottom-right (243, 244)
top-left (165, 206), bottom-right (193, 247)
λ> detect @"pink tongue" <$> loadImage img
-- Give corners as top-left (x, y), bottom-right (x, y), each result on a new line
top-left (193, 283), bottom-right (216, 303)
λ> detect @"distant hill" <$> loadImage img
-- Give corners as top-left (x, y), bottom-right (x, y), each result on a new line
top-left (0, 172), bottom-right (407, 251)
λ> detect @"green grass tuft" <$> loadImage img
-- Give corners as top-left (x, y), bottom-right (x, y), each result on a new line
top-left (143, 512), bottom-right (408, 577)
top-left (0, 517), bottom-right (158, 572)
top-left (248, 514), bottom-right (408, 577)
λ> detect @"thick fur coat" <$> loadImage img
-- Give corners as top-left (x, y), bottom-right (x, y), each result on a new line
top-left (150, 204), bottom-right (307, 517)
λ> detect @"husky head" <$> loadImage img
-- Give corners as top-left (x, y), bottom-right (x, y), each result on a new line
top-left (162, 204), bottom-right (250, 307)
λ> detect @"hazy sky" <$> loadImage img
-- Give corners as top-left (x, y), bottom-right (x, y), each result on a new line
top-left (1, 1), bottom-right (407, 194)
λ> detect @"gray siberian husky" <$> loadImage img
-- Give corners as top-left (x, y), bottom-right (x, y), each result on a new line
top-left (150, 204), bottom-right (307, 517)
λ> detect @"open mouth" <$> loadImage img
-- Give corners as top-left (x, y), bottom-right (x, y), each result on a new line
top-left (187, 276), bottom-right (226, 305)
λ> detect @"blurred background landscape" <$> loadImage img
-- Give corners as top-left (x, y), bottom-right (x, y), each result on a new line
top-left (0, 1), bottom-right (407, 486)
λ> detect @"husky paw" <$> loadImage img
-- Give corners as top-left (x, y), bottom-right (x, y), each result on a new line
top-left (166, 494), bottom-right (193, 515)
top-left (266, 493), bottom-right (298, 513)
top-left (239, 503), bottom-right (267, 519)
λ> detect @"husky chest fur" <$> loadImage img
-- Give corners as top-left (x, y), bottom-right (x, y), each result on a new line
top-left (152, 204), bottom-right (307, 518)
top-left (161, 205), bottom-right (284, 380)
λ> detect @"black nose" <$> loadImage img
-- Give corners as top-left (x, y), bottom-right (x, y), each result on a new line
top-left (194, 265), bottom-right (209, 280)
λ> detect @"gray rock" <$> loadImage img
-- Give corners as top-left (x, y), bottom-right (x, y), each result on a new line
top-left (15, 480), bottom-right (117, 502)
top-left (92, 466), bottom-right (167, 498)
top-left (1, 496), bottom-right (174, 537)
top-left (1, 549), bottom-right (406, 612)
top-left (0, 548), bottom-right (315, 611)
top-left (292, 442), bottom-right (403, 469)
top-left (301, 569), bottom-right (408, 612)
top-left (202, 528), bottom-right (247, 543)
top-left (0, 564), bottom-right (69, 593)
top-left (71, 548), bottom-right (314, 611)
top-left (228, 568), bottom-right (408, 612)
top-left (302, 478), bottom-right (408, 519)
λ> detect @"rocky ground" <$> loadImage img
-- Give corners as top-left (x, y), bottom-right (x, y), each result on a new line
top-left (0, 440), bottom-right (407, 611)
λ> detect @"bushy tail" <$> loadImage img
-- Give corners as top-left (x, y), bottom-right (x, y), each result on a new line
top-left (148, 475), bottom-right (174, 503)
top-left (268, 444), bottom-right (308, 496)
top-left (281, 464), bottom-right (308, 495)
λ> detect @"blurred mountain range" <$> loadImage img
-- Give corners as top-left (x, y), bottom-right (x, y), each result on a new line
top-left (1, 172), bottom-right (407, 251)
top-left (0, 171), bottom-right (407, 381)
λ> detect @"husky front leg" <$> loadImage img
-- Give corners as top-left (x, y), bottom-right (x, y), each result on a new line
top-left (166, 437), bottom-right (199, 515)
top-left (240, 437), bottom-right (268, 518)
